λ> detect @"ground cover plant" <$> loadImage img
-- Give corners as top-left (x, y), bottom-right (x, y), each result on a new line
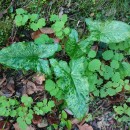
top-left (0, 0), bottom-right (130, 130)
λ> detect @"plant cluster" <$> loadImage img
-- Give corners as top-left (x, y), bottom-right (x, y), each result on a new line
top-left (0, 7), bottom-right (130, 128)
top-left (15, 8), bottom-right (46, 31)
top-left (0, 96), bottom-right (55, 130)
top-left (50, 14), bottom-right (70, 39)
top-left (114, 103), bottom-right (130, 122)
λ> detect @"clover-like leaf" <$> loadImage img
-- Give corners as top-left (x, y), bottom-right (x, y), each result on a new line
top-left (88, 59), bottom-right (101, 72)
top-left (0, 42), bottom-right (60, 75)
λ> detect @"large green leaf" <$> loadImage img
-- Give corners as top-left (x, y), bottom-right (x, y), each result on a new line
top-left (65, 29), bottom-right (92, 59)
top-left (50, 57), bottom-right (89, 119)
top-left (85, 18), bottom-right (130, 43)
top-left (0, 42), bottom-right (59, 75)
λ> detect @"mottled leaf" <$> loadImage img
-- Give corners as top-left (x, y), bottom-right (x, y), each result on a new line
top-left (0, 42), bottom-right (59, 75)
top-left (50, 57), bottom-right (89, 119)
top-left (86, 18), bottom-right (130, 43)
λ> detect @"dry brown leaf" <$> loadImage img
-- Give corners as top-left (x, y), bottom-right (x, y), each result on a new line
top-left (1, 78), bottom-right (15, 97)
top-left (31, 30), bottom-right (41, 40)
top-left (32, 114), bottom-right (42, 125)
top-left (40, 28), bottom-right (54, 34)
top-left (31, 28), bottom-right (60, 43)
top-left (0, 76), bottom-right (6, 86)
top-left (22, 80), bottom-right (44, 95)
top-left (26, 81), bottom-right (37, 95)
top-left (33, 74), bottom-right (45, 85)
top-left (0, 121), bottom-right (11, 130)
top-left (6, 78), bottom-right (15, 93)
top-left (13, 123), bottom-right (20, 130)
top-left (47, 113), bottom-right (59, 125)
top-left (13, 123), bottom-right (35, 130)
top-left (78, 124), bottom-right (93, 130)
top-left (71, 118), bottom-right (80, 125)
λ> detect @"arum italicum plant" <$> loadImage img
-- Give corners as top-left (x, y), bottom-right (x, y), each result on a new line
top-left (0, 12), bottom-right (130, 123)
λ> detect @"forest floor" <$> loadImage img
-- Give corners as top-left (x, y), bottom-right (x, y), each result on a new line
top-left (0, 0), bottom-right (130, 130)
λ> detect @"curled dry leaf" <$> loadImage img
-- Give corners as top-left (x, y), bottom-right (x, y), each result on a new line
top-left (33, 74), bottom-right (45, 85)
top-left (78, 124), bottom-right (93, 130)
top-left (32, 114), bottom-right (42, 125)
top-left (0, 78), bottom-right (15, 97)
top-left (0, 121), bottom-right (11, 130)
top-left (22, 80), bottom-right (44, 95)
top-left (26, 81), bottom-right (37, 95)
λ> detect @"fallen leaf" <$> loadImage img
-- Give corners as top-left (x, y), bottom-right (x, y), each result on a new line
top-left (13, 123), bottom-right (36, 130)
top-left (71, 118), bottom-right (80, 125)
top-left (0, 121), bottom-right (11, 130)
top-left (22, 80), bottom-right (44, 95)
top-left (32, 114), bottom-right (42, 125)
top-left (27, 125), bottom-right (36, 130)
top-left (0, 77), bottom-right (6, 86)
top-left (37, 118), bottom-right (48, 128)
top-left (47, 113), bottom-right (59, 124)
top-left (40, 28), bottom-right (54, 34)
top-left (31, 30), bottom-right (41, 40)
top-left (31, 28), bottom-right (60, 43)
top-left (13, 123), bottom-right (20, 130)
top-left (1, 78), bottom-right (15, 97)
top-left (26, 81), bottom-right (37, 95)
top-left (78, 124), bottom-right (93, 130)
top-left (33, 74), bottom-right (45, 85)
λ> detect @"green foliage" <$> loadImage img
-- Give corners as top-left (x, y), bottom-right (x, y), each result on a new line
top-left (65, 29), bottom-right (91, 59)
top-left (15, 8), bottom-right (46, 30)
top-left (85, 18), bottom-right (130, 43)
top-left (50, 14), bottom-right (70, 39)
top-left (49, 57), bottom-right (89, 119)
top-left (102, 50), bottom-right (114, 60)
top-left (0, 96), bottom-right (55, 130)
top-left (34, 34), bottom-right (53, 45)
top-left (1, 15), bottom-right (130, 123)
top-left (0, 41), bottom-right (60, 75)
top-left (88, 59), bottom-right (101, 72)
top-left (45, 79), bottom-right (63, 100)
top-left (59, 110), bottom-right (72, 130)
top-left (114, 104), bottom-right (130, 122)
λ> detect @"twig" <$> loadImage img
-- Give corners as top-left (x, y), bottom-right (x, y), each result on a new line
top-left (0, 0), bottom-right (14, 19)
